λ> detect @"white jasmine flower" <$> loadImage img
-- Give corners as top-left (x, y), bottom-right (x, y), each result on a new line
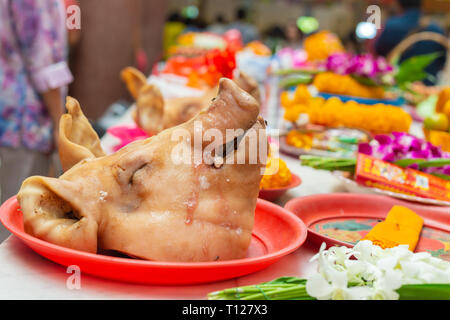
top-left (328, 245), bottom-right (353, 265)
top-left (371, 269), bottom-right (403, 300)
top-left (306, 269), bottom-right (350, 300)
top-left (306, 240), bottom-right (450, 300)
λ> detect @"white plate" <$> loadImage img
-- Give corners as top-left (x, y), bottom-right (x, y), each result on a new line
top-left (334, 172), bottom-right (450, 207)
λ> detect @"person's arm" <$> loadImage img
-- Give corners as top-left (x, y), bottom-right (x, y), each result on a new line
top-left (41, 88), bottom-right (65, 143)
top-left (10, 0), bottom-right (73, 145)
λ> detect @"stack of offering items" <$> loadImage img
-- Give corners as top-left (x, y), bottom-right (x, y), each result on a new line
top-left (281, 85), bottom-right (412, 134)
top-left (424, 87), bottom-right (450, 152)
top-left (355, 153), bottom-right (450, 203)
top-left (300, 132), bottom-right (450, 203)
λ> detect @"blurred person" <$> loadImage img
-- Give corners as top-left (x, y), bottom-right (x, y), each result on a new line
top-left (207, 14), bottom-right (227, 35)
top-left (183, 17), bottom-right (207, 33)
top-left (344, 30), bottom-right (361, 55)
top-left (374, 0), bottom-right (447, 85)
top-left (163, 12), bottom-right (185, 57)
top-left (0, 0), bottom-right (73, 214)
top-left (68, 0), bottom-right (165, 121)
top-left (284, 22), bottom-right (303, 49)
top-left (228, 7), bottom-right (259, 44)
top-left (263, 25), bottom-right (286, 53)
top-left (328, 0), bottom-right (355, 41)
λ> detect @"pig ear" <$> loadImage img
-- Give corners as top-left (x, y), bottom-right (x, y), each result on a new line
top-left (17, 176), bottom-right (98, 253)
top-left (234, 70), bottom-right (261, 103)
top-left (121, 67), bottom-right (147, 100)
top-left (135, 84), bottom-right (165, 135)
top-left (58, 97), bottom-right (105, 172)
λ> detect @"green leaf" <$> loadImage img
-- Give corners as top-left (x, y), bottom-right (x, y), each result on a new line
top-left (394, 158), bottom-right (427, 167)
top-left (351, 75), bottom-right (380, 87)
top-left (394, 158), bottom-right (450, 172)
top-left (397, 284), bottom-right (450, 300)
top-left (279, 75), bottom-right (313, 88)
top-left (265, 277), bottom-right (307, 285)
top-left (395, 52), bottom-right (442, 87)
top-left (431, 173), bottom-right (450, 181)
top-left (417, 158), bottom-right (450, 169)
top-left (274, 69), bottom-right (322, 76)
top-left (207, 277), bottom-right (313, 300)
top-left (300, 155), bottom-right (357, 172)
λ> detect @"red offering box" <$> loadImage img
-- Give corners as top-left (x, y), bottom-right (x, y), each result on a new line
top-left (355, 153), bottom-right (450, 202)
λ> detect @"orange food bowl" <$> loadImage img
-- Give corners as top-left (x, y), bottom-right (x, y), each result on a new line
top-left (259, 174), bottom-right (302, 202)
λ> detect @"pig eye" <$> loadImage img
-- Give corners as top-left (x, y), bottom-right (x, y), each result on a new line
top-left (112, 146), bottom-right (157, 187)
top-left (129, 163), bottom-right (148, 185)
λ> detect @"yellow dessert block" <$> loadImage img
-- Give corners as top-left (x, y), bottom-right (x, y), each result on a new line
top-left (362, 205), bottom-right (424, 251)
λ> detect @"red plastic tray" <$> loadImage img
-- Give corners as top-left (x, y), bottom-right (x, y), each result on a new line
top-left (258, 173), bottom-right (302, 202)
top-left (0, 197), bottom-right (307, 285)
top-left (285, 193), bottom-right (450, 261)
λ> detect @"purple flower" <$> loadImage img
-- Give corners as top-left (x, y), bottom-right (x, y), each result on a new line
top-left (409, 139), bottom-right (422, 152)
top-left (382, 153), bottom-right (396, 162)
top-left (374, 134), bottom-right (391, 146)
top-left (428, 143), bottom-right (443, 158)
top-left (407, 163), bottom-right (419, 170)
top-left (358, 132), bottom-right (450, 176)
top-left (358, 142), bottom-right (373, 155)
top-left (325, 53), bottom-right (394, 83)
top-left (375, 56), bottom-right (393, 73)
top-left (408, 150), bottom-right (430, 159)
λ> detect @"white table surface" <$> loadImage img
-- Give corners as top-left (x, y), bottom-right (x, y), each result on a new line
top-left (0, 104), bottom-right (424, 299)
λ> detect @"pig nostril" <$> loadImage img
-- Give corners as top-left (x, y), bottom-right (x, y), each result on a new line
top-left (65, 210), bottom-right (80, 221)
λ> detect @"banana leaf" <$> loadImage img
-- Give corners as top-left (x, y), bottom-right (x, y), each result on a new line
top-left (394, 52), bottom-right (442, 90)
top-left (397, 284), bottom-right (450, 300)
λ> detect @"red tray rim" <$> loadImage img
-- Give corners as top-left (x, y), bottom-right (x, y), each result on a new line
top-left (0, 196), bottom-right (308, 269)
top-left (284, 193), bottom-right (450, 248)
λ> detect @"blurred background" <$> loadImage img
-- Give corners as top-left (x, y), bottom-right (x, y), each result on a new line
top-left (67, 0), bottom-right (450, 119)
top-left (1, 0), bottom-right (450, 242)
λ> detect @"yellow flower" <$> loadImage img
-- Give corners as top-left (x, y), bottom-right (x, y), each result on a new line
top-left (281, 91), bottom-right (294, 109)
top-left (293, 85), bottom-right (311, 104)
top-left (286, 130), bottom-right (313, 149)
top-left (280, 83), bottom-right (412, 134)
top-left (313, 72), bottom-right (385, 99)
top-left (304, 31), bottom-right (345, 61)
top-left (436, 87), bottom-right (450, 113)
top-left (260, 158), bottom-right (292, 189)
